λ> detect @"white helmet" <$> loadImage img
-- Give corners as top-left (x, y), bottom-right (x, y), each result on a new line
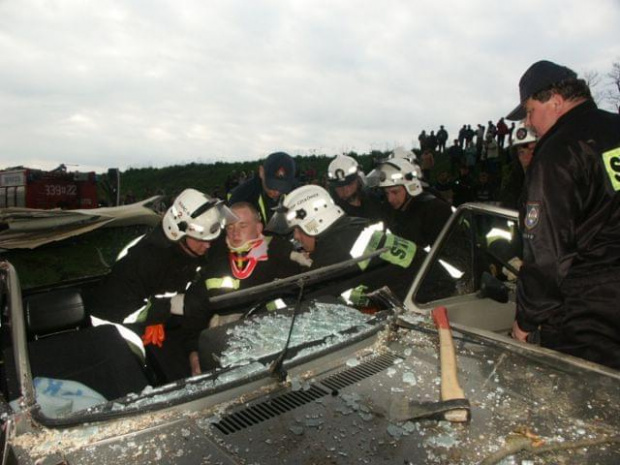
top-left (367, 158), bottom-right (423, 197)
top-left (391, 146), bottom-right (418, 164)
top-left (511, 121), bottom-right (537, 147)
top-left (267, 185), bottom-right (344, 236)
top-left (327, 154), bottom-right (361, 186)
top-left (162, 188), bottom-right (238, 242)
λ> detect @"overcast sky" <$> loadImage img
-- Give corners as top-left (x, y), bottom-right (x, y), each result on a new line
top-left (1, 0), bottom-right (619, 173)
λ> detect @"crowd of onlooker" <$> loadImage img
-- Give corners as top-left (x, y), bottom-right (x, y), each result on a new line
top-left (120, 116), bottom-right (526, 213)
top-left (415, 118), bottom-right (522, 208)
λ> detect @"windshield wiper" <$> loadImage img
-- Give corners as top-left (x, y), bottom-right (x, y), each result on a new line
top-left (268, 280), bottom-right (305, 381)
top-left (209, 247), bottom-right (388, 381)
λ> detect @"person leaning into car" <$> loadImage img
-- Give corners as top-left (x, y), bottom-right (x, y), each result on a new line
top-left (506, 60), bottom-right (620, 370)
top-left (266, 184), bottom-right (431, 303)
top-left (182, 201), bottom-right (302, 375)
top-left (85, 189), bottom-right (237, 342)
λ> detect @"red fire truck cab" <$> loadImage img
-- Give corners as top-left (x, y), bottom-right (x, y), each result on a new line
top-left (0, 165), bottom-right (98, 210)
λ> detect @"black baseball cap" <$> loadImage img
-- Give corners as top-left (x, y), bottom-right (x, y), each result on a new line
top-left (263, 152), bottom-right (296, 194)
top-left (506, 60), bottom-right (577, 121)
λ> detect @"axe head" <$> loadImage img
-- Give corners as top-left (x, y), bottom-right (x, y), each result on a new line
top-left (389, 397), bottom-right (471, 423)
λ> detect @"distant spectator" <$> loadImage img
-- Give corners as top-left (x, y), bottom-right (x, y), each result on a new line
top-left (507, 121), bottom-right (516, 146)
top-left (486, 120), bottom-right (497, 142)
top-left (434, 170), bottom-right (454, 205)
top-left (475, 124), bottom-right (486, 157)
top-left (464, 141), bottom-right (477, 169)
top-left (446, 139), bottom-right (464, 174)
top-left (458, 124), bottom-right (467, 148)
top-left (464, 124), bottom-right (475, 146)
top-left (473, 171), bottom-right (498, 203)
top-left (452, 164), bottom-right (475, 207)
top-left (496, 117), bottom-right (509, 149)
top-left (418, 130), bottom-right (428, 151)
top-left (427, 131), bottom-right (438, 152)
top-left (482, 138), bottom-right (500, 175)
top-left (436, 125), bottom-right (449, 153)
top-left (420, 149), bottom-right (435, 181)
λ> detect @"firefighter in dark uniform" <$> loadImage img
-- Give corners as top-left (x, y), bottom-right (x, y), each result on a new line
top-left (507, 60), bottom-right (620, 369)
top-left (227, 151), bottom-right (297, 225)
top-left (87, 188), bottom-right (237, 326)
top-left (182, 201), bottom-right (302, 374)
top-left (85, 189), bottom-right (238, 381)
top-left (326, 153), bottom-right (387, 223)
top-left (267, 184), bottom-right (425, 302)
top-left (368, 157), bottom-right (452, 249)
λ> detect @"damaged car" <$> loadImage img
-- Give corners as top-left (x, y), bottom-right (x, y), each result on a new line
top-left (1, 202), bottom-right (619, 464)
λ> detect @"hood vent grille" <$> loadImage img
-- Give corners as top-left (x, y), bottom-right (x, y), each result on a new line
top-left (320, 352), bottom-right (398, 392)
top-left (213, 384), bottom-right (329, 435)
top-left (212, 352), bottom-right (398, 435)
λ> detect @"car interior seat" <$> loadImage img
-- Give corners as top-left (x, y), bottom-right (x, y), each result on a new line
top-left (2, 287), bottom-right (150, 405)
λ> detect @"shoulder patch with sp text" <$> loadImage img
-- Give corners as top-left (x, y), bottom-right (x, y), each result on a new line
top-left (602, 147), bottom-right (620, 191)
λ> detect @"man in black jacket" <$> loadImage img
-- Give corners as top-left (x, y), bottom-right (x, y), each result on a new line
top-left (87, 189), bottom-right (237, 326)
top-left (367, 157), bottom-right (452, 249)
top-left (507, 60), bottom-right (620, 369)
top-left (267, 185), bottom-right (424, 301)
top-left (326, 153), bottom-right (387, 223)
top-left (228, 151), bottom-right (297, 225)
top-left (85, 189), bottom-right (239, 381)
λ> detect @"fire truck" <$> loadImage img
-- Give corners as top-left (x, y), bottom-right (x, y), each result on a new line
top-left (0, 165), bottom-right (98, 210)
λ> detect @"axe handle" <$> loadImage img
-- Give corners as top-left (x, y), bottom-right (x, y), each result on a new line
top-left (432, 306), bottom-right (469, 422)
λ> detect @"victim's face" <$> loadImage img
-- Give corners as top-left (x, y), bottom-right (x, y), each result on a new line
top-left (226, 206), bottom-right (263, 247)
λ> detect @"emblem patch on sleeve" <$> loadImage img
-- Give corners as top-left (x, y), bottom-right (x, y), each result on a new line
top-left (525, 202), bottom-right (541, 230)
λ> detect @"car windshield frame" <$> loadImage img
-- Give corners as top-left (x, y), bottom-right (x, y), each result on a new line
top-left (406, 202), bottom-right (520, 310)
top-left (1, 251), bottom-right (395, 428)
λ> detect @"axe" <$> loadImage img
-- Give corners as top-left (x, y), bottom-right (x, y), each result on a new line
top-left (389, 306), bottom-right (471, 423)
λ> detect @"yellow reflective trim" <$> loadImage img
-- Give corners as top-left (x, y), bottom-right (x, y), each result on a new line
top-left (205, 277), bottom-right (240, 290)
top-left (258, 195), bottom-right (268, 224)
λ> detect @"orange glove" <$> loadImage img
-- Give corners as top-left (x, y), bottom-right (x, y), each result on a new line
top-left (142, 324), bottom-right (166, 347)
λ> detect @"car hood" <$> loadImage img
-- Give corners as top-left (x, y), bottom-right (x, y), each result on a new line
top-left (9, 314), bottom-right (620, 464)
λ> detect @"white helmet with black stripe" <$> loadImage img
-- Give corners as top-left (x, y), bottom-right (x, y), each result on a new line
top-left (163, 188), bottom-right (238, 242)
top-left (266, 185), bottom-right (344, 236)
top-left (367, 158), bottom-right (423, 197)
top-left (327, 154), bottom-right (361, 187)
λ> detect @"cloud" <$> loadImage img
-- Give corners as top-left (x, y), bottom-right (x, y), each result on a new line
top-left (0, 0), bottom-right (619, 173)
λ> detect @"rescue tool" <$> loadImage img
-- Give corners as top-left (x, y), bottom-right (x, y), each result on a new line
top-left (389, 305), bottom-right (471, 423)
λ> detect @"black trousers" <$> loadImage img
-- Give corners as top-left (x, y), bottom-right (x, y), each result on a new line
top-left (540, 269), bottom-right (620, 370)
